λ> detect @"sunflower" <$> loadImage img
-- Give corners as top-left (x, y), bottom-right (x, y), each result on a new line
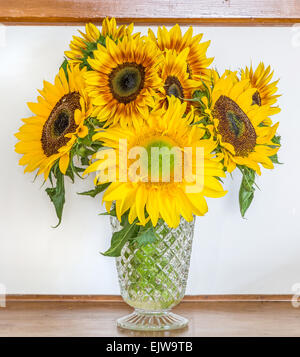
top-left (101, 17), bottom-right (134, 41)
top-left (15, 65), bottom-right (91, 180)
top-left (156, 48), bottom-right (202, 108)
top-left (148, 24), bottom-right (213, 83)
top-left (65, 18), bottom-right (134, 65)
top-left (241, 62), bottom-right (281, 116)
top-left (202, 71), bottom-right (279, 175)
top-left (85, 35), bottom-right (163, 127)
top-left (83, 97), bottom-right (226, 228)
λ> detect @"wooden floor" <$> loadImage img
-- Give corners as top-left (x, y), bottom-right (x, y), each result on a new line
top-left (1, 301), bottom-right (300, 337)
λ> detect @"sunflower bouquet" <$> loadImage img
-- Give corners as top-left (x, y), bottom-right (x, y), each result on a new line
top-left (15, 18), bottom-right (281, 330)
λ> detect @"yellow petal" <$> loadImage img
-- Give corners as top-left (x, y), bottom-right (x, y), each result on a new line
top-left (59, 153), bottom-right (70, 174)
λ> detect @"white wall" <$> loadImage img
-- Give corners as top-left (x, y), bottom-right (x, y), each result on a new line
top-left (0, 25), bottom-right (299, 295)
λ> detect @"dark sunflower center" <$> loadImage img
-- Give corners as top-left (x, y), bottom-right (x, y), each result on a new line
top-left (252, 90), bottom-right (262, 106)
top-left (226, 111), bottom-right (244, 138)
top-left (109, 62), bottom-right (145, 104)
top-left (53, 111), bottom-right (70, 137)
top-left (41, 92), bottom-right (81, 157)
top-left (164, 76), bottom-right (184, 99)
top-left (214, 95), bottom-right (257, 157)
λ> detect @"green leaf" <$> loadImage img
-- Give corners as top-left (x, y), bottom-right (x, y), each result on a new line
top-left (102, 220), bottom-right (139, 257)
top-left (214, 176), bottom-right (224, 184)
top-left (48, 167), bottom-right (54, 187)
top-left (76, 146), bottom-right (95, 157)
top-left (45, 167), bottom-right (65, 227)
top-left (60, 58), bottom-right (69, 80)
top-left (271, 135), bottom-right (281, 145)
top-left (192, 89), bottom-right (204, 98)
top-left (191, 118), bottom-right (207, 125)
top-left (80, 156), bottom-right (90, 166)
top-left (74, 166), bottom-right (85, 173)
top-left (269, 135), bottom-right (282, 164)
top-left (78, 183), bottom-right (110, 198)
top-left (269, 153), bottom-right (282, 164)
top-left (238, 166), bottom-right (256, 218)
top-left (134, 225), bottom-right (157, 247)
top-left (90, 142), bottom-right (103, 150)
top-left (99, 207), bottom-right (117, 217)
top-left (69, 156), bottom-right (84, 179)
top-left (239, 189), bottom-right (254, 218)
top-left (80, 35), bottom-right (107, 70)
top-left (65, 164), bottom-right (75, 183)
top-left (99, 207), bottom-right (129, 228)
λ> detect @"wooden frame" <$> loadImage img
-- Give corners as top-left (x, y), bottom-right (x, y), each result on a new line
top-left (6, 294), bottom-right (293, 302)
top-left (1, 0), bottom-right (300, 26)
top-left (2, 1), bottom-right (297, 303)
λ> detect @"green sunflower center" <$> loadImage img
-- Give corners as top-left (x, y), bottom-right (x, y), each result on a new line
top-left (140, 139), bottom-right (179, 181)
top-left (252, 90), bottom-right (262, 106)
top-left (164, 76), bottom-right (184, 99)
top-left (109, 62), bottom-right (145, 104)
top-left (214, 95), bottom-right (257, 157)
top-left (41, 92), bottom-right (81, 157)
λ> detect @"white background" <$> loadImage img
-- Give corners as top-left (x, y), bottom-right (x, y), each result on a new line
top-left (0, 25), bottom-right (299, 295)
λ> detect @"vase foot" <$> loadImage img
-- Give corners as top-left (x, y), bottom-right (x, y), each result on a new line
top-left (117, 310), bottom-right (188, 331)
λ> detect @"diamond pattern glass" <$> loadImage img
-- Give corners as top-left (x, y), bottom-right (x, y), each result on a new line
top-left (112, 216), bottom-right (195, 331)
